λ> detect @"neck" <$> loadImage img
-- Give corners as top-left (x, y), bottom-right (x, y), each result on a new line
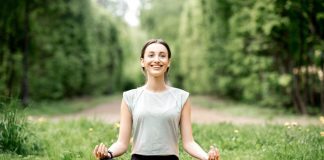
top-left (145, 75), bottom-right (167, 92)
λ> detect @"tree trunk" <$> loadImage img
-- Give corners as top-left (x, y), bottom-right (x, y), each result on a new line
top-left (21, 0), bottom-right (29, 107)
top-left (293, 75), bottom-right (307, 114)
top-left (7, 55), bottom-right (14, 97)
top-left (321, 61), bottom-right (324, 114)
top-left (297, 1), bottom-right (307, 115)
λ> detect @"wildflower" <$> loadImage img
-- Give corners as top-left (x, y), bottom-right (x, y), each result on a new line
top-left (320, 132), bottom-right (324, 137)
top-left (89, 128), bottom-right (93, 132)
top-left (284, 122), bottom-right (290, 126)
top-left (37, 117), bottom-right (46, 123)
top-left (130, 137), bottom-right (133, 144)
top-left (114, 122), bottom-right (120, 128)
top-left (234, 130), bottom-right (239, 133)
top-left (27, 116), bottom-right (34, 121)
top-left (320, 116), bottom-right (324, 124)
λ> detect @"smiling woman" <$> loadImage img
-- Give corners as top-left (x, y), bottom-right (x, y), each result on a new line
top-left (140, 39), bottom-right (171, 79)
top-left (93, 39), bottom-right (220, 160)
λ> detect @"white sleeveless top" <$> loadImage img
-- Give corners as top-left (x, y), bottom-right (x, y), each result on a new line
top-left (123, 86), bottom-right (189, 157)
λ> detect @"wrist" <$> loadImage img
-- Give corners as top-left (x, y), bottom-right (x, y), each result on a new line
top-left (203, 154), bottom-right (208, 160)
top-left (107, 150), bottom-right (113, 159)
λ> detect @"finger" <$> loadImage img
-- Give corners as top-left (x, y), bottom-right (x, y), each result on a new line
top-left (98, 143), bottom-right (104, 157)
top-left (93, 145), bottom-right (99, 157)
top-left (213, 150), bottom-right (217, 159)
top-left (101, 144), bottom-right (107, 158)
top-left (208, 151), bottom-right (215, 160)
top-left (101, 145), bottom-right (108, 157)
top-left (215, 147), bottom-right (219, 155)
top-left (215, 148), bottom-right (220, 160)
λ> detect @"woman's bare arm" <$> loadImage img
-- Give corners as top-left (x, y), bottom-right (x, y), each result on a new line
top-left (180, 99), bottom-right (219, 160)
top-left (93, 100), bottom-right (132, 159)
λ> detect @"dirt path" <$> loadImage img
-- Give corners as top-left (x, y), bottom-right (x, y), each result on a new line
top-left (49, 99), bottom-right (320, 125)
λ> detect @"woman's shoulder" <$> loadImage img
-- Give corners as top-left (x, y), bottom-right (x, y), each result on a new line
top-left (168, 86), bottom-right (190, 106)
top-left (123, 86), bottom-right (145, 96)
top-left (123, 86), bottom-right (145, 106)
top-left (168, 86), bottom-right (189, 95)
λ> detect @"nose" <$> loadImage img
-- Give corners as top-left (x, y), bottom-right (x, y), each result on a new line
top-left (153, 55), bottom-right (160, 62)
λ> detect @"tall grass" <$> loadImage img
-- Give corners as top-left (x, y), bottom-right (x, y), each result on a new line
top-left (0, 99), bottom-right (43, 155)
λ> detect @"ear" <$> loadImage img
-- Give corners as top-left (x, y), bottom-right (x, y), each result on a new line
top-left (168, 58), bottom-right (171, 67)
top-left (140, 58), bottom-right (144, 67)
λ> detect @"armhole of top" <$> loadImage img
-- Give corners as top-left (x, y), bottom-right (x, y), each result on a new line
top-left (122, 92), bottom-right (132, 114)
top-left (181, 91), bottom-right (190, 110)
top-left (123, 87), bottom-right (145, 114)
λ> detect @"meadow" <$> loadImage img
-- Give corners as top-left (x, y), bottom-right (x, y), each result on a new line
top-left (1, 96), bottom-right (323, 160)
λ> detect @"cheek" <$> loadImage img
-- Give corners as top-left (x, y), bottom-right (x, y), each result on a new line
top-left (164, 60), bottom-right (170, 65)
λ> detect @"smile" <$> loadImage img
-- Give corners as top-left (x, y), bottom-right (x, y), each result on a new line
top-left (151, 65), bottom-right (163, 68)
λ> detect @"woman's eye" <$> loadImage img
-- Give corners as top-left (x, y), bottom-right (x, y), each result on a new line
top-left (160, 55), bottom-right (166, 58)
top-left (148, 54), bottom-right (154, 58)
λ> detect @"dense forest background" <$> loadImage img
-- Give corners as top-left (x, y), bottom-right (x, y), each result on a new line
top-left (1, 0), bottom-right (324, 115)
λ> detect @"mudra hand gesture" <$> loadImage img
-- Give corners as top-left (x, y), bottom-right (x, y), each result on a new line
top-left (93, 143), bottom-right (111, 160)
top-left (208, 145), bottom-right (220, 160)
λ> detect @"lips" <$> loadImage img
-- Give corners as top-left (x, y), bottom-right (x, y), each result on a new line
top-left (151, 65), bottom-right (163, 69)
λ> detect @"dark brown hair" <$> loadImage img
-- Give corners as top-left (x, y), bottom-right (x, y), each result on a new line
top-left (140, 39), bottom-right (171, 73)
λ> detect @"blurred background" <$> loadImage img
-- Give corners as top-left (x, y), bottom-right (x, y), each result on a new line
top-left (1, 0), bottom-right (324, 115)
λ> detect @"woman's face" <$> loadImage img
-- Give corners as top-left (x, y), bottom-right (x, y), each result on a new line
top-left (141, 43), bottom-right (171, 78)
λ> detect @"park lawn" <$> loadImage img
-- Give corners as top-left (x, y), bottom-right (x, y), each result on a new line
top-left (0, 119), bottom-right (323, 160)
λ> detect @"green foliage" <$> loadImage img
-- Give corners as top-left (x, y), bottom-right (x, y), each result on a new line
top-left (2, 0), bottom-right (324, 114)
top-left (140, 0), bottom-right (185, 42)
top-left (0, 0), bottom-right (126, 100)
top-left (175, 0), bottom-right (324, 112)
top-left (0, 99), bottom-right (43, 155)
top-left (28, 0), bottom-right (125, 99)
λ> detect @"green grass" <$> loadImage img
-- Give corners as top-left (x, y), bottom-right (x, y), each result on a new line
top-left (24, 94), bottom-right (121, 116)
top-left (0, 119), bottom-right (323, 160)
top-left (2, 95), bottom-right (323, 159)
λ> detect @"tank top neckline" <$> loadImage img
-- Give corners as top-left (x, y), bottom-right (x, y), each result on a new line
top-left (142, 85), bottom-right (171, 95)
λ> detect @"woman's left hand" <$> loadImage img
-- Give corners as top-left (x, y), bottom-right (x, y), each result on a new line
top-left (207, 145), bottom-right (220, 160)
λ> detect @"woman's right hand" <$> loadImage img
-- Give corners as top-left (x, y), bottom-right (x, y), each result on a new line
top-left (93, 143), bottom-right (110, 159)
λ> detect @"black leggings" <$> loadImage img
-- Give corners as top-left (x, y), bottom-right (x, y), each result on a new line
top-left (131, 154), bottom-right (179, 160)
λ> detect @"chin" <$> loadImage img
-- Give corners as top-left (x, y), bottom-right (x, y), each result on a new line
top-left (147, 71), bottom-right (165, 78)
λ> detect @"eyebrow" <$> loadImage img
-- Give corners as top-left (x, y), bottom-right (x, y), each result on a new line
top-left (148, 51), bottom-right (166, 54)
